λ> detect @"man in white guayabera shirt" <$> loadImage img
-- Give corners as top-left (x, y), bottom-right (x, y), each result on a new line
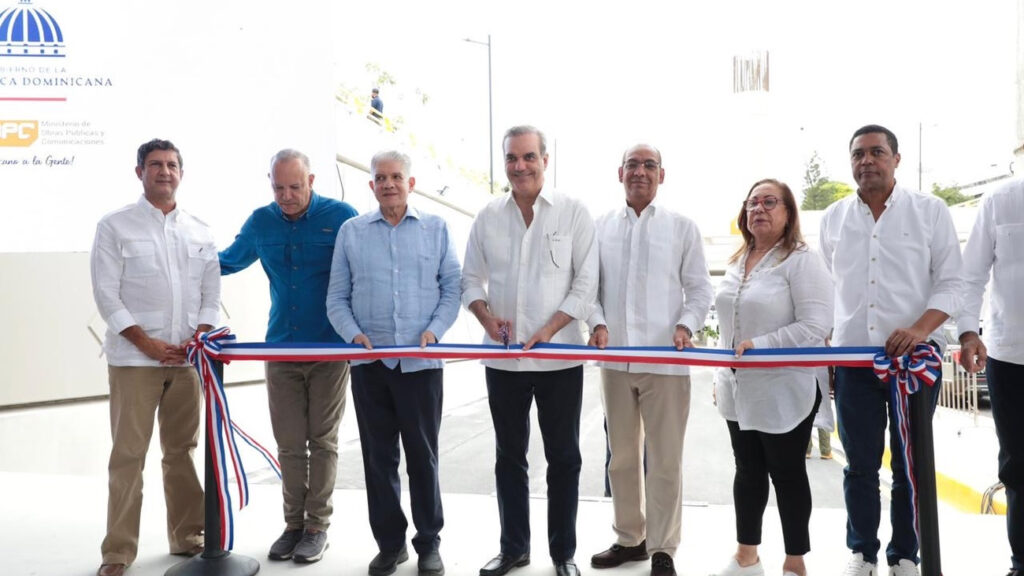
top-left (462, 125), bottom-right (598, 576)
top-left (957, 178), bottom-right (1024, 576)
top-left (90, 139), bottom-right (220, 576)
top-left (586, 143), bottom-right (712, 576)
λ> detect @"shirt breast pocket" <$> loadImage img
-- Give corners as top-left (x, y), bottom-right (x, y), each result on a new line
top-left (187, 243), bottom-right (211, 279)
top-left (122, 241), bottom-right (158, 278)
top-left (995, 223), bottom-right (1024, 262)
top-left (545, 232), bottom-right (572, 273)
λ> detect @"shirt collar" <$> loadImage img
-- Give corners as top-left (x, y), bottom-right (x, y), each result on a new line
top-left (620, 199), bottom-right (658, 220)
top-left (138, 194), bottom-right (176, 221)
top-left (368, 203), bottom-right (421, 225)
top-left (272, 191), bottom-right (320, 222)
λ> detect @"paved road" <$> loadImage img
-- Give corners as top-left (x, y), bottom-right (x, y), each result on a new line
top-left (330, 362), bottom-right (848, 509)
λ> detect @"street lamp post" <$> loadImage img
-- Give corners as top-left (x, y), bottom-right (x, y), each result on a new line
top-left (464, 34), bottom-right (493, 194)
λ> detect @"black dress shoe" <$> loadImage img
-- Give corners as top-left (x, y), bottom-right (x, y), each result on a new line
top-left (650, 552), bottom-right (676, 576)
top-left (369, 545), bottom-right (409, 576)
top-left (480, 552), bottom-right (530, 576)
top-left (554, 559), bottom-right (581, 576)
top-left (590, 540), bottom-right (648, 568)
top-left (418, 549), bottom-right (445, 576)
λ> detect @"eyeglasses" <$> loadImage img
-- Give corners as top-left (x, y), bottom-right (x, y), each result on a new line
top-left (745, 196), bottom-right (780, 211)
top-left (623, 160), bottom-right (661, 172)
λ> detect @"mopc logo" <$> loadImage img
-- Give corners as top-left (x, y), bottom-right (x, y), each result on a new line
top-left (0, 120), bottom-right (39, 146)
top-left (0, 0), bottom-right (66, 58)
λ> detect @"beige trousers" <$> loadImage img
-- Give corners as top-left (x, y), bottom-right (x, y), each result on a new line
top-left (266, 360), bottom-right (349, 531)
top-left (102, 365), bottom-right (204, 566)
top-left (601, 368), bottom-right (691, 555)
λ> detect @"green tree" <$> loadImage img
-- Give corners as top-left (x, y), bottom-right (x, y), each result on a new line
top-left (931, 183), bottom-right (970, 206)
top-left (800, 152), bottom-right (854, 210)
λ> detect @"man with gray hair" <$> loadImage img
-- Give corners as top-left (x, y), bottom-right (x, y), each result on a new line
top-left (463, 125), bottom-right (599, 576)
top-left (327, 150), bottom-right (461, 576)
top-left (219, 148), bottom-right (358, 564)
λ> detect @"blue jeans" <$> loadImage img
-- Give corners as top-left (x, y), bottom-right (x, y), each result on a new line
top-left (834, 366), bottom-right (939, 566)
top-left (987, 357), bottom-right (1024, 570)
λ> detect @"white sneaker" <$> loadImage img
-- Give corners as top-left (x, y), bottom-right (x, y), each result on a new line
top-left (713, 556), bottom-right (765, 576)
top-left (888, 559), bottom-right (919, 576)
top-left (843, 553), bottom-right (878, 576)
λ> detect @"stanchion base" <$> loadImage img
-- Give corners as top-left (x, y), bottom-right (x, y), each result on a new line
top-left (165, 551), bottom-right (260, 576)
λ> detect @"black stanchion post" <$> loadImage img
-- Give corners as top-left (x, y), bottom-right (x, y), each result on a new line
top-left (166, 360), bottom-right (260, 576)
top-left (911, 382), bottom-right (942, 576)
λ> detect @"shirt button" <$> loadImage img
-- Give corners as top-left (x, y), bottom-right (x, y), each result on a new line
top-left (870, 280), bottom-right (876, 284)
top-left (871, 257), bottom-right (876, 262)
top-left (869, 304), bottom-right (875, 308)
top-left (293, 266), bottom-right (298, 270)
top-left (870, 326), bottom-right (875, 331)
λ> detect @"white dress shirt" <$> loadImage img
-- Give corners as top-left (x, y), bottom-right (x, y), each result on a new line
top-left (588, 202), bottom-right (713, 375)
top-left (819, 184), bottom-right (962, 352)
top-left (957, 179), bottom-right (1024, 364)
top-left (461, 188), bottom-right (598, 372)
top-left (91, 196), bottom-right (221, 366)
top-left (714, 245), bottom-right (834, 433)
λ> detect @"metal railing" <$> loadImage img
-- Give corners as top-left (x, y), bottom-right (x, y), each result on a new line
top-left (939, 348), bottom-right (979, 421)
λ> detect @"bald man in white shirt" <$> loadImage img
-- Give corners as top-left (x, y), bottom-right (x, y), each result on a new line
top-left (957, 179), bottom-right (1024, 576)
top-left (819, 124), bottom-right (962, 576)
top-left (586, 144), bottom-right (712, 576)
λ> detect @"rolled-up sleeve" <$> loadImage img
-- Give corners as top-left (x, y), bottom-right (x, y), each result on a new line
top-left (557, 204), bottom-right (598, 320)
top-left (926, 203), bottom-right (964, 317)
top-left (676, 221), bottom-right (713, 332)
top-left (198, 241), bottom-right (221, 326)
top-left (90, 219), bottom-right (136, 334)
top-left (957, 197), bottom-right (995, 336)
top-left (460, 215), bottom-right (489, 308)
top-left (427, 221), bottom-right (462, 339)
top-left (325, 223), bottom-right (361, 342)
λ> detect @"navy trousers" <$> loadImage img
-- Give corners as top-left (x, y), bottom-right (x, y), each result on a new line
top-left (485, 366), bottom-right (583, 562)
top-left (351, 361), bottom-right (444, 554)
top-left (834, 365), bottom-right (939, 566)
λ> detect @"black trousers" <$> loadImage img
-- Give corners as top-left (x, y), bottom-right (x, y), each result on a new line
top-left (726, 388), bottom-right (821, 555)
top-left (987, 357), bottom-right (1024, 570)
top-left (351, 361), bottom-right (444, 554)
top-left (485, 366), bottom-right (583, 561)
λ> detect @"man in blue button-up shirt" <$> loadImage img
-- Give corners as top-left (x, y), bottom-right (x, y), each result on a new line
top-left (219, 149), bottom-right (357, 564)
top-left (326, 150), bottom-right (460, 576)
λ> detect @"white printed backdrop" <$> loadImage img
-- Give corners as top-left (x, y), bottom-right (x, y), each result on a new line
top-left (0, 0), bottom-right (341, 253)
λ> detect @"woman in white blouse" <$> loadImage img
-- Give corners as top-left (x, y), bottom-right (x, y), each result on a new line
top-left (713, 179), bottom-right (834, 576)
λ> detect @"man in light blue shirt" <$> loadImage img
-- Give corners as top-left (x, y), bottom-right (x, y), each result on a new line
top-left (326, 150), bottom-right (461, 576)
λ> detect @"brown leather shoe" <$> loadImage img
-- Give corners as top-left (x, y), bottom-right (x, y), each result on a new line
top-left (97, 564), bottom-right (126, 576)
top-left (591, 540), bottom-right (649, 568)
top-left (171, 543), bottom-right (204, 557)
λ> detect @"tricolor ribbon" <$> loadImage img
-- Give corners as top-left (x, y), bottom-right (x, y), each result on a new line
top-left (873, 342), bottom-right (942, 545)
top-left (208, 340), bottom-right (882, 368)
top-left (186, 326), bottom-right (889, 550)
top-left (187, 327), bottom-right (280, 550)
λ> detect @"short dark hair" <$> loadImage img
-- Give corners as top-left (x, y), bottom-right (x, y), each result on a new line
top-left (137, 139), bottom-right (183, 169)
top-left (849, 124), bottom-right (898, 155)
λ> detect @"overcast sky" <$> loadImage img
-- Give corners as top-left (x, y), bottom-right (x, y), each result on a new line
top-left (334, 0), bottom-right (1018, 233)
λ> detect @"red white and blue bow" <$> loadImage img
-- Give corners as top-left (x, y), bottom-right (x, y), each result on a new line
top-left (187, 327), bottom-right (281, 550)
top-left (873, 342), bottom-right (942, 545)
